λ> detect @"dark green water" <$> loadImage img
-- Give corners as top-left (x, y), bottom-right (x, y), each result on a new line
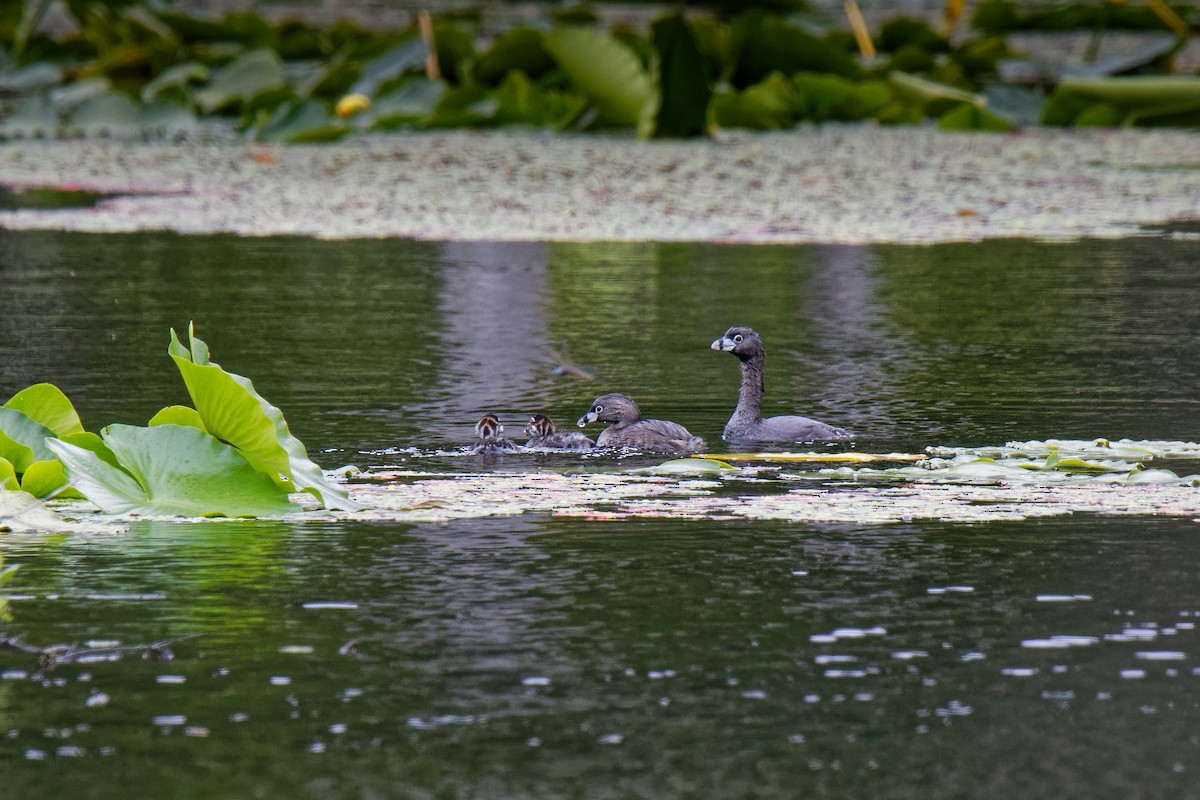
top-left (2, 231), bottom-right (1200, 798)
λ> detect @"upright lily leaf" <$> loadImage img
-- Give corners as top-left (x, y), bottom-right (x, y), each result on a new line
top-left (543, 27), bottom-right (654, 129)
top-left (4, 383), bottom-right (85, 437)
top-left (48, 424), bottom-right (299, 518)
top-left (168, 325), bottom-right (358, 510)
top-left (0, 408), bottom-right (56, 472)
top-left (0, 457), bottom-right (17, 491)
top-left (20, 459), bottom-right (76, 499)
top-left (650, 13), bottom-right (712, 138)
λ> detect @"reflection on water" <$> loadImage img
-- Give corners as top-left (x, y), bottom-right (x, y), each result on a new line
top-left (1, 232), bottom-right (1200, 797)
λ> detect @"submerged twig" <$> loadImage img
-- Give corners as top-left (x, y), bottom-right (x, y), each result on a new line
top-left (1, 633), bottom-right (199, 671)
top-left (546, 345), bottom-right (596, 380)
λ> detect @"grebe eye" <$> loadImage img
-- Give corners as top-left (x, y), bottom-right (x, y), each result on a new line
top-left (594, 405), bottom-right (602, 413)
top-left (733, 334), bottom-right (743, 343)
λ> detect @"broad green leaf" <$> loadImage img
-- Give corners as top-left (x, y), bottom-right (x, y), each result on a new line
top-left (543, 27), bottom-right (654, 128)
top-left (729, 14), bottom-right (861, 86)
top-left (888, 70), bottom-right (982, 109)
top-left (0, 94), bottom-right (59, 139)
top-left (64, 91), bottom-right (144, 139)
top-left (424, 85), bottom-right (496, 129)
top-left (937, 102), bottom-right (1015, 131)
top-left (169, 326), bottom-right (358, 510)
top-left (149, 405), bottom-right (207, 429)
top-left (20, 459), bottom-right (74, 499)
top-left (3, 383), bottom-right (84, 437)
top-left (351, 37), bottom-right (429, 97)
top-left (45, 437), bottom-right (148, 515)
top-left (257, 99), bottom-right (348, 143)
top-left (474, 27), bottom-right (555, 86)
top-left (1056, 76), bottom-right (1200, 108)
top-left (0, 456), bottom-right (17, 491)
top-left (0, 407), bottom-right (55, 472)
top-left (196, 49), bottom-right (286, 114)
top-left (48, 424), bottom-right (299, 518)
top-left (367, 77), bottom-right (446, 129)
top-left (711, 72), bottom-right (797, 130)
top-left (492, 71), bottom-right (587, 129)
top-left (59, 431), bottom-right (121, 469)
top-left (650, 13), bottom-right (711, 138)
top-left (142, 62), bottom-right (209, 103)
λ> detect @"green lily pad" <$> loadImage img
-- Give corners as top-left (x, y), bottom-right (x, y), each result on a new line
top-left (474, 27), bottom-right (556, 86)
top-left (47, 423), bottom-right (299, 518)
top-left (168, 325), bottom-right (358, 510)
top-left (63, 91), bottom-right (144, 139)
top-left (196, 48), bottom-right (286, 114)
top-left (367, 77), bottom-right (446, 129)
top-left (257, 99), bottom-right (347, 143)
top-left (351, 37), bottom-right (429, 97)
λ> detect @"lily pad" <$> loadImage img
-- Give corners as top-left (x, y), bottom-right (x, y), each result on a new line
top-left (47, 423), bottom-right (299, 518)
top-left (195, 48), bottom-right (286, 114)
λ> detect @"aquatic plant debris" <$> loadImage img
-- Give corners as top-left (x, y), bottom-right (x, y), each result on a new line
top-left (0, 128), bottom-right (1198, 244)
top-left (336, 438), bottom-right (1200, 525)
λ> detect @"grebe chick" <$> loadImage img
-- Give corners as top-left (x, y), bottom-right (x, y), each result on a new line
top-left (524, 414), bottom-right (594, 450)
top-left (471, 413), bottom-right (521, 454)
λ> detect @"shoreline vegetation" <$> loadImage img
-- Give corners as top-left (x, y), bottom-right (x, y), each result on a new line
top-left (1, 0), bottom-right (1198, 143)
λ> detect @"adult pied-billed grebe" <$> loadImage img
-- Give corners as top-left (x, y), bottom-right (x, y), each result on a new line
top-left (711, 326), bottom-right (851, 443)
top-left (524, 414), bottom-right (595, 450)
top-left (576, 393), bottom-right (705, 453)
top-left (471, 413), bottom-right (521, 454)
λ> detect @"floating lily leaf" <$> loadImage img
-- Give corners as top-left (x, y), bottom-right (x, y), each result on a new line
top-left (492, 71), bottom-right (587, 129)
top-left (141, 62), bottom-right (209, 103)
top-left (3, 383), bottom-right (84, 437)
top-left (424, 85), bottom-right (497, 128)
top-left (0, 94), bottom-right (59, 139)
top-left (1055, 76), bottom-right (1200, 114)
top-left (196, 48), bottom-right (286, 114)
top-left (793, 73), bottom-right (892, 122)
top-left (474, 27), bottom-right (556, 86)
top-left (542, 26), bottom-right (654, 130)
top-left (711, 71), bottom-right (797, 130)
top-left (47, 423), bottom-right (299, 518)
top-left (0, 61), bottom-right (63, 93)
top-left (365, 77), bottom-right (445, 129)
top-left (350, 37), bottom-right (429, 97)
top-left (50, 76), bottom-right (113, 112)
top-left (0, 407), bottom-right (55, 472)
top-left (63, 90), bottom-right (144, 138)
top-left (257, 98), bottom-right (347, 142)
top-left (149, 405), bottom-right (206, 429)
top-left (168, 325), bottom-right (358, 510)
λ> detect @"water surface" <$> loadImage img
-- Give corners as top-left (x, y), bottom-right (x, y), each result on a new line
top-left (2, 232), bottom-right (1199, 798)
